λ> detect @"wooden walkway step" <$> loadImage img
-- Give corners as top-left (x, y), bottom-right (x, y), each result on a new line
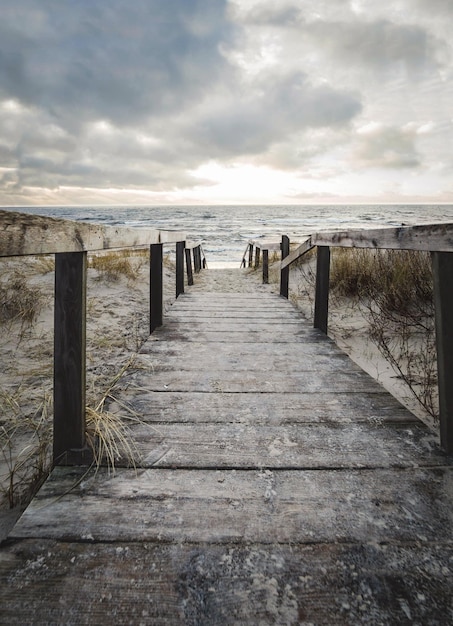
top-left (1, 287), bottom-right (452, 624)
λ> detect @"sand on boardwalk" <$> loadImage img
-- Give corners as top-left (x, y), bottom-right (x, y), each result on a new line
top-left (0, 259), bottom-right (436, 541)
top-left (0, 260), bottom-right (270, 540)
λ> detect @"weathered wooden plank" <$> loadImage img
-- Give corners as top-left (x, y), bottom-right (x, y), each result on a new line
top-left (135, 343), bottom-right (367, 372)
top-left (248, 238), bottom-right (282, 251)
top-left (118, 364), bottom-right (385, 393)
top-left (121, 422), bottom-right (446, 469)
top-left (140, 337), bottom-right (343, 358)
top-left (281, 237), bottom-right (314, 269)
top-left (0, 209), bottom-right (185, 256)
top-left (111, 390), bottom-right (418, 424)
top-left (147, 329), bottom-right (340, 343)
top-left (281, 222), bottom-right (453, 270)
top-left (53, 251), bottom-right (87, 463)
top-left (12, 466), bottom-right (453, 543)
top-left (2, 540), bottom-right (451, 625)
top-left (161, 319), bottom-right (316, 332)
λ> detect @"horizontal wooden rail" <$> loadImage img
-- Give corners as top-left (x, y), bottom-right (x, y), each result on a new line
top-left (0, 210), bottom-right (208, 466)
top-left (0, 209), bottom-right (185, 257)
top-left (184, 241), bottom-right (207, 286)
top-left (241, 239), bottom-right (281, 284)
top-left (281, 223), bottom-right (453, 271)
top-left (276, 223), bottom-right (453, 454)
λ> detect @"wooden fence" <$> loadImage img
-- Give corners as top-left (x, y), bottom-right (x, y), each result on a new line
top-left (277, 222), bottom-right (453, 454)
top-left (0, 210), bottom-right (205, 465)
top-left (241, 239), bottom-right (281, 284)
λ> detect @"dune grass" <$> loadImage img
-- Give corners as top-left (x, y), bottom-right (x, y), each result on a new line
top-left (285, 247), bottom-right (438, 421)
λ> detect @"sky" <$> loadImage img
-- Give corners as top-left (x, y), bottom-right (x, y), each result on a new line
top-left (0, 0), bottom-right (452, 206)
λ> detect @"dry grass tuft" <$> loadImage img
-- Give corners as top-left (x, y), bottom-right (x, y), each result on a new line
top-left (1, 389), bottom-right (52, 507)
top-left (89, 250), bottom-right (143, 282)
top-left (286, 247), bottom-right (438, 421)
top-left (0, 271), bottom-right (43, 331)
top-left (85, 356), bottom-right (144, 473)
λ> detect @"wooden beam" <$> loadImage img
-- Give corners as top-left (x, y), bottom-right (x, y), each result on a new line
top-left (280, 235), bottom-right (290, 298)
top-left (248, 243), bottom-right (253, 268)
top-left (185, 247), bottom-right (194, 286)
top-left (0, 209), bottom-right (185, 257)
top-left (254, 246), bottom-right (261, 269)
top-left (150, 243), bottom-right (163, 333)
top-left (432, 252), bottom-right (453, 453)
top-left (281, 237), bottom-right (314, 270)
top-left (53, 252), bottom-right (87, 464)
top-left (176, 241), bottom-right (185, 298)
top-left (263, 249), bottom-right (269, 284)
top-left (310, 223), bottom-right (453, 252)
top-left (314, 246), bottom-right (331, 334)
top-left (193, 246), bottom-right (202, 273)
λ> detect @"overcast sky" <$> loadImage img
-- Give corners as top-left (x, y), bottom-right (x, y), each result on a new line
top-left (0, 0), bottom-right (451, 206)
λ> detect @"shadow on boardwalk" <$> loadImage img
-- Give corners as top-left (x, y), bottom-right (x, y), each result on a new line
top-left (1, 268), bottom-right (452, 624)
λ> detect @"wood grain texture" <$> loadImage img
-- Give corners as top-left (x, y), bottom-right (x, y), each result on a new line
top-left (2, 283), bottom-right (452, 624)
top-left (2, 540), bottom-right (451, 625)
top-left (0, 209), bottom-right (185, 256)
top-left (281, 222), bottom-right (453, 269)
top-left (53, 251), bottom-right (87, 461)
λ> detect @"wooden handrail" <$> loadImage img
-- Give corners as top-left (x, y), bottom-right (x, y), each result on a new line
top-left (281, 223), bottom-right (453, 271)
top-left (0, 210), bottom-right (208, 465)
top-left (276, 223), bottom-right (453, 454)
top-left (241, 239), bottom-right (281, 284)
top-left (0, 209), bottom-right (185, 256)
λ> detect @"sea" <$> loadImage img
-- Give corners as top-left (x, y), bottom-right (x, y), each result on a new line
top-left (8, 204), bottom-right (453, 267)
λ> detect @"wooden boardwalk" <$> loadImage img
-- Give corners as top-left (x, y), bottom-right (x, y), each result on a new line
top-left (1, 276), bottom-right (453, 624)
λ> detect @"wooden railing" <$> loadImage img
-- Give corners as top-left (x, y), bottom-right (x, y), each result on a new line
top-left (277, 223), bottom-right (453, 454)
top-left (0, 210), bottom-right (205, 465)
top-left (241, 239), bottom-right (281, 284)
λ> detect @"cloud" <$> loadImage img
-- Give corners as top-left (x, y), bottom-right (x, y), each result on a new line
top-left (0, 0), bottom-right (234, 127)
top-left (236, 2), bottom-right (443, 77)
top-left (0, 0), bottom-right (451, 204)
top-left (187, 72), bottom-right (362, 157)
top-left (354, 123), bottom-right (420, 168)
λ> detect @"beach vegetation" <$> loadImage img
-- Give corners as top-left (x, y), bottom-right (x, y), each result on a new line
top-left (89, 250), bottom-right (142, 282)
top-left (286, 247), bottom-right (438, 422)
top-left (0, 270), bottom-right (44, 332)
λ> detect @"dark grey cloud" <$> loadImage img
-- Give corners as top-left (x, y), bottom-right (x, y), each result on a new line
top-left (188, 72), bottom-right (362, 157)
top-left (0, 0), bottom-right (233, 127)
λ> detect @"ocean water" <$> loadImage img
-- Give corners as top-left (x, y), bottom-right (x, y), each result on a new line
top-left (8, 204), bottom-right (453, 266)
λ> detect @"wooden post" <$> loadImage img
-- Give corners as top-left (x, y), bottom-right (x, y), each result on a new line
top-left (185, 247), bottom-right (194, 286)
top-left (176, 241), bottom-right (185, 298)
top-left (53, 251), bottom-right (87, 464)
top-left (263, 249), bottom-right (269, 284)
top-left (280, 235), bottom-right (290, 298)
top-left (314, 246), bottom-right (330, 334)
top-left (432, 251), bottom-right (453, 453)
top-left (150, 243), bottom-right (163, 333)
top-left (248, 243), bottom-right (253, 268)
top-left (194, 246), bottom-right (201, 273)
top-left (255, 246), bottom-right (261, 269)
